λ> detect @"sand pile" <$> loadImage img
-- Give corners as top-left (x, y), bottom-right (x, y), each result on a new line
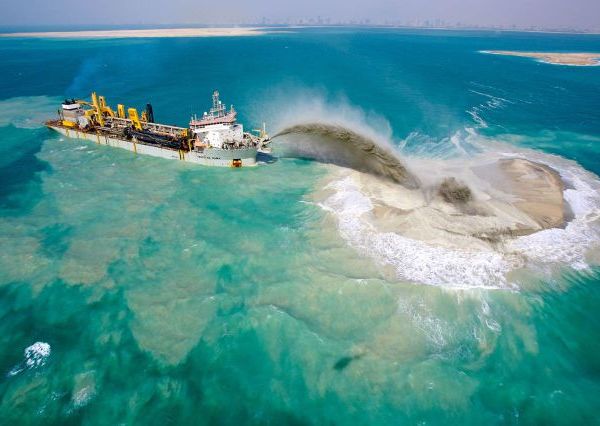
top-left (319, 157), bottom-right (567, 254)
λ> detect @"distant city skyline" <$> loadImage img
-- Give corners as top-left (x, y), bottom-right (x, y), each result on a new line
top-left (1, 0), bottom-right (599, 32)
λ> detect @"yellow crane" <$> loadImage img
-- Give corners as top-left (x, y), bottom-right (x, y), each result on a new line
top-left (76, 92), bottom-right (149, 131)
top-left (76, 92), bottom-right (117, 126)
top-left (127, 108), bottom-right (142, 130)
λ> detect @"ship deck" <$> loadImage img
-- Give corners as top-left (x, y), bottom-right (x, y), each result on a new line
top-left (46, 120), bottom-right (260, 154)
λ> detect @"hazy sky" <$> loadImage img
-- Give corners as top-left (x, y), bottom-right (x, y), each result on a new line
top-left (1, 0), bottom-right (599, 30)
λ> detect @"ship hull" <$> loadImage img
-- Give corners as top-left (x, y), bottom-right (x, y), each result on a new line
top-left (48, 125), bottom-right (258, 167)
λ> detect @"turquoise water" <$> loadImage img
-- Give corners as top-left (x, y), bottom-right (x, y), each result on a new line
top-left (0, 28), bottom-right (600, 424)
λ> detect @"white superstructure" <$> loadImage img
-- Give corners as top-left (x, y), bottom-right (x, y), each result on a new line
top-left (190, 91), bottom-right (255, 151)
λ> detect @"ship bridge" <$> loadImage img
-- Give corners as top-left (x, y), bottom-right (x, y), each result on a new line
top-left (190, 90), bottom-right (237, 129)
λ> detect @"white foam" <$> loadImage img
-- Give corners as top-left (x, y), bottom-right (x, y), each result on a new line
top-left (25, 342), bottom-right (51, 368)
top-left (469, 89), bottom-right (513, 106)
top-left (398, 298), bottom-right (451, 347)
top-left (449, 132), bottom-right (471, 156)
top-left (72, 382), bottom-right (95, 409)
top-left (466, 108), bottom-right (488, 128)
top-left (320, 177), bottom-right (513, 289)
top-left (465, 85), bottom-right (515, 129)
top-left (401, 129), bottom-right (481, 159)
top-left (9, 341), bottom-right (52, 376)
top-left (509, 157), bottom-right (600, 270)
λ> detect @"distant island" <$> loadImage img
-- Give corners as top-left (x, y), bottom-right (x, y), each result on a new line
top-left (1, 25), bottom-right (599, 40)
top-left (0, 27), bottom-right (267, 39)
top-left (482, 50), bottom-right (600, 66)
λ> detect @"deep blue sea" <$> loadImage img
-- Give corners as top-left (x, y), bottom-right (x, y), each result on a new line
top-left (0, 27), bottom-right (599, 424)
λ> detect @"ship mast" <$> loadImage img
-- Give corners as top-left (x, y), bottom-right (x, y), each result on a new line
top-left (190, 90), bottom-right (237, 128)
top-left (210, 90), bottom-right (226, 118)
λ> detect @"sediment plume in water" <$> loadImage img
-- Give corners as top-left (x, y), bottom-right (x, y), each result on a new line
top-left (272, 122), bottom-right (421, 189)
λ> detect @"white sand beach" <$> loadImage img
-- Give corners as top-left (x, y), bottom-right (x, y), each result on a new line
top-left (0, 27), bottom-right (268, 39)
top-left (483, 50), bottom-right (600, 66)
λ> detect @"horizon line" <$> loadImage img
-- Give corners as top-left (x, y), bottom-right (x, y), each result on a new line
top-left (1, 23), bottom-right (599, 36)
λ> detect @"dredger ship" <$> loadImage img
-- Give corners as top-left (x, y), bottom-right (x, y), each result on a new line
top-left (45, 91), bottom-right (270, 167)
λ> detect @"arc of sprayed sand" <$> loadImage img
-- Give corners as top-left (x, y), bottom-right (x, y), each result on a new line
top-left (272, 123), bottom-right (421, 189)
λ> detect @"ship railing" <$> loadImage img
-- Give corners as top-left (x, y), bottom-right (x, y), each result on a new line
top-left (189, 112), bottom-right (237, 127)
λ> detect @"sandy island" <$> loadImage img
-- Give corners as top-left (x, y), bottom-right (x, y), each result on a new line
top-left (483, 50), bottom-right (600, 66)
top-left (0, 27), bottom-right (268, 39)
top-left (317, 157), bottom-right (568, 255)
